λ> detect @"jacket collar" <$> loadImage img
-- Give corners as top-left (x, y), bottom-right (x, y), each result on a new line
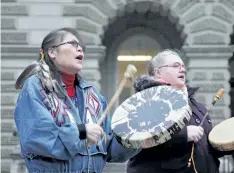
top-left (187, 85), bottom-right (199, 98)
top-left (76, 75), bottom-right (92, 89)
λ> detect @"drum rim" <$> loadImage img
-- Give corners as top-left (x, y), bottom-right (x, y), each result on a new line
top-left (111, 85), bottom-right (192, 149)
top-left (208, 117), bottom-right (234, 151)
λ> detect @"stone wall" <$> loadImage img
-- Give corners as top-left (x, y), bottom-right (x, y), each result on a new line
top-left (1, 0), bottom-right (234, 173)
top-left (1, 0), bottom-right (105, 172)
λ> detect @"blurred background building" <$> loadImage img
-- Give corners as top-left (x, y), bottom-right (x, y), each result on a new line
top-left (1, 0), bottom-right (234, 172)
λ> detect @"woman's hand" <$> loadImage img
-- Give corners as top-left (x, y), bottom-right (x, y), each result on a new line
top-left (85, 124), bottom-right (104, 144)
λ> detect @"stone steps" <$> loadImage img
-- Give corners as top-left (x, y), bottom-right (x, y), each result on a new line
top-left (2, 59), bottom-right (35, 69)
top-left (2, 58), bottom-right (101, 70)
top-left (1, 53), bottom-right (38, 60)
top-left (1, 4), bottom-right (28, 16)
top-left (1, 45), bottom-right (39, 54)
top-left (1, 135), bottom-right (19, 146)
top-left (1, 45), bottom-right (105, 63)
top-left (2, 72), bottom-right (17, 81)
top-left (1, 106), bottom-right (15, 120)
top-left (2, 30), bottom-right (100, 45)
top-left (1, 31), bottom-right (28, 44)
top-left (1, 147), bottom-right (14, 159)
top-left (1, 119), bottom-right (16, 134)
top-left (1, 94), bottom-right (18, 106)
top-left (1, 44), bottom-right (105, 53)
top-left (2, 81), bottom-right (18, 93)
top-left (1, 159), bottom-right (11, 173)
top-left (1, 36), bottom-right (17, 172)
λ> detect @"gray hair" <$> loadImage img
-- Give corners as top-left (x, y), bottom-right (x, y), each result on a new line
top-left (148, 49), bottom-right (181, 76)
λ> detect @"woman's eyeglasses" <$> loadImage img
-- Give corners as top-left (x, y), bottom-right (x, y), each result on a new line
top-left (52, 41), bottom-right (86, 52)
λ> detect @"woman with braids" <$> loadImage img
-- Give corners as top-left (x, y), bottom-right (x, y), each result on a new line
top-left (14, 27), bottom-right (139, 173)
top-left (126, 49), bottom-right (233, 173)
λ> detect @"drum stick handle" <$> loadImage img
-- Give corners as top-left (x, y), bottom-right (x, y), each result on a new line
top-left (188, 88), bottom-right (225, 171)
top-left (97, 64), bottom-right (137, 125)
top-left (199, 108), bottom-right (212, 126)
top-left (199, 88), bottom-right (224, 126)
top-left (97, 77), bottom-right (127, 125)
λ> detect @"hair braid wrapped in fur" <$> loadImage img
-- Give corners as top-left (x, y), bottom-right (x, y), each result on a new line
top-left (39, 59), bottom-right (54, 92)
top-left (15, 59), bottom-right (67, 98)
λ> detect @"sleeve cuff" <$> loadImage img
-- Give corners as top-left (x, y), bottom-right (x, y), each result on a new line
top-left (177, 126), bottom-right (188, 143)
top-left (165, 126), bottom-right (188, 147)
top-left (77, 124), bottom-right (87, 140)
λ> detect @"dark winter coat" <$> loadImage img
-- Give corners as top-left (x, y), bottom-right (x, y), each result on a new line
top-left (127, 76), bottom-right (232, 173)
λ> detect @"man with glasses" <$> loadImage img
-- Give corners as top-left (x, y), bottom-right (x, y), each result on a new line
top-left (127, 49), bottom-right (233, 173)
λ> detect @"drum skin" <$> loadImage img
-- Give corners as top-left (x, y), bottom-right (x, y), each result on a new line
top-left (209, 117), bottom-right (234, 151)
top-left (111, 85), bottom-right (192, 149)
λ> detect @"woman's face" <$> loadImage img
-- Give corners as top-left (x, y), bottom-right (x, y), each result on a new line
top-left (49, 32), bottom-right (85, 75)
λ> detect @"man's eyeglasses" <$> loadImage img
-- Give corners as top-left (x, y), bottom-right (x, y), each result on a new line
top-left (158, 63), bottom-right (186, 71)
top-left (52, 41), bottom-right (85, 52)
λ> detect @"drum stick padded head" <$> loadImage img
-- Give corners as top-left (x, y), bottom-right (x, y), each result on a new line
top-left (217, 88), bottom-right (224, 98)
top-left (124, 64), bottom-right (137, 78)
top-left (208, 117), bottom-right (234, 151)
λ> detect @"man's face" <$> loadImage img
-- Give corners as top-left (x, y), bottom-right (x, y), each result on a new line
top-left (155, 54), bottom-right (186, 88)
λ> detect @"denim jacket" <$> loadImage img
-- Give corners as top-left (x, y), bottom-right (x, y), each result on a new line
top-left (14, 74), bottom-right (139, 173)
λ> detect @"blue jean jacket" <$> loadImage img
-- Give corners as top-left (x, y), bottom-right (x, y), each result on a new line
top-left (14, 75), bottom-right (139, 173)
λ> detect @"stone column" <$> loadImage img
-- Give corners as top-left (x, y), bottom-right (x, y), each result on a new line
top-left (184, 46), bottom-right (233, 126)
top-left (184, 45), bottom-right (234, 171)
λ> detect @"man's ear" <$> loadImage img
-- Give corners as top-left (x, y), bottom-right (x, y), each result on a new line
top-left (154, 68), bottom-right (161, 78)
top-left (48, 48), bottom-right (57, 60)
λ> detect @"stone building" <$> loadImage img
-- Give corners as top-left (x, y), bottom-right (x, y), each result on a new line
top-left (1, 0), bottom-right (234, 172)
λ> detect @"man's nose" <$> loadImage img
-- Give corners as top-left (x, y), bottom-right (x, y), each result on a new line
top-left (180, 66), bottom-right (186, 73)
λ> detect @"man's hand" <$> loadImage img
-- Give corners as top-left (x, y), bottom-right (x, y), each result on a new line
top-left (187, 125), bottom-right (204, 143)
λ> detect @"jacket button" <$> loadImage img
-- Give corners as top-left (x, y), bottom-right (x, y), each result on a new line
top-left (195, 119), bottom-right (201, 124)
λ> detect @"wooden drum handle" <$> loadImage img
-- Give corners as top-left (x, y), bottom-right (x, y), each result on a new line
top-left (97, 64), bottom-right (137, 125)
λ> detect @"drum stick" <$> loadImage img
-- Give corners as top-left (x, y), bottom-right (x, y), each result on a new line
top-left (188, 88), bottom-right (225, 171)
top-left (199, 88), bottom-right (224, 126)
top-left (97, 64), bottom-right (137, 125)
